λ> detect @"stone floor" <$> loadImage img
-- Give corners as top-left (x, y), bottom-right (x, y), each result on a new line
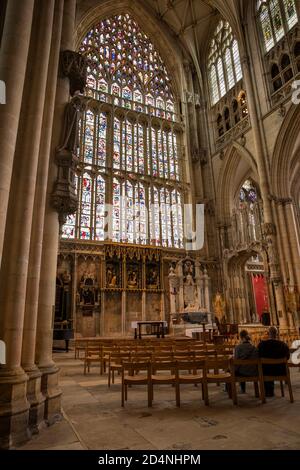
top-left (20, 352), bottom-right (300, 450)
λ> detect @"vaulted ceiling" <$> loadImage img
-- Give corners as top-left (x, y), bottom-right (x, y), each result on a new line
top-left (143, 0), bottom-right (217, 60)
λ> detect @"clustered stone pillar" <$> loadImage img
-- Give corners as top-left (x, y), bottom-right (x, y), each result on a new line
top-left (0, 0), bottom-right (34, 268)
top-left (240, 53), bottom-right (289, 327)
top-left (0, 0), bottom-right (78, 449)
top-left (35, 0), bottom-right (77, 425)
top-left (21, 0), bottom-right (64, 434)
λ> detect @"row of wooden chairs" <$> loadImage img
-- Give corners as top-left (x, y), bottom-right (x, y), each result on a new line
top-left (74, 337), bottom-right (198, 359)
top-left (107, 350), bottom-right (233, 386)
top-left (83, 344), bottom-right (234, 376)
top-left (121, 357), bottom-right (294, 408)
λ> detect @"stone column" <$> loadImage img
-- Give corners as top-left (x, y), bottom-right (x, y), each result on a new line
top-left (194, 260), bottom-right (202, 308)
top-left (142, 256), bottom-right (146, 320)
top-left (122, 256), bottom-right (126, 334)
top-left (21, 0), bottom-right (64, 434)
top-left (35, 0), bottom-right (77, 424)
top-left (203, 268), bottom-right (211, 312)
top-left (241, 54), bottom-right (288, 326)
top-left (168, 267), bottom-right (178, 315)
top-left (178, 262), bottom-right (184, 312)
top-left (272, 199), bottom-right (288, 283)
top-left (72, 254), bottom-right (78, 334)
top-left (276, 201), bottom-right (293, 284)
top-left (283, 201), bottom-right (300, 288)
top-left (0, 0), bottom-right (55, 449)
top-left (0, 0), bottom-right (34, 267)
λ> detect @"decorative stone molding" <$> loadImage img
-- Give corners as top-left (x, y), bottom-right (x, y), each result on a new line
top-left (270, 195), bottom-right (293, 206)
top-left (60, 50), bottom-right (88, 96)
top-left (216, 115), bottom-right (251, 151)
top-left (263, 222), bottom-right (277, 237)
top-left (278, 103), bottom-right (286, 118)
top-left (240, 134), bottom-right (246, 147)
top-left (266, 237), bottom-right (281, 285)
top-left (51, 96), bottom-right (85, 226)
top-left (204, 199), bottom-right (215, 217)
top-left (191, 147), bottom-right (200, 163)
top-left (191, 147), bottom-right (208, 165)
top-left (199, 148), bottom-right (208, 166)
top-left (185, 90), bottom-right (201, 107)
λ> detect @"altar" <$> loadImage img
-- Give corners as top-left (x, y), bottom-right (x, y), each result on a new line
top-left (131, 321), bottom-right (168, 339)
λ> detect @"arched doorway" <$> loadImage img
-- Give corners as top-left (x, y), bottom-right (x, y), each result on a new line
top-left (226, 250), bottom-right (272, 325)
top-left (222, 179), bottom-right (276, 325)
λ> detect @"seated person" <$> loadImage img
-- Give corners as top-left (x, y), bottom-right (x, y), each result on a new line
top-left (258, 326), bottom-right (290, 397)
top-left (234, 330), bottom-right (258, 393)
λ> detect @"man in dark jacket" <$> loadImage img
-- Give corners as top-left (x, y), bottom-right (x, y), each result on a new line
top-left (258, 326), bottom-right (290, 397)
top-left (234, 330), bottom-right (259, 393)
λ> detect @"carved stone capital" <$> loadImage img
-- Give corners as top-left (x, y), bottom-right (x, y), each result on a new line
top-left (60, 50), bottom-right (88, 96)
top-left (263, 222), bottom-right (277, 237)
top-left (199, 148), bottom-right (208, 166)
top-left (191, 147), bottom-right (208, 165)
top-left (278, 197), bottom-right (293, 206)
top-left (204, 199), bottom-right (215, 217)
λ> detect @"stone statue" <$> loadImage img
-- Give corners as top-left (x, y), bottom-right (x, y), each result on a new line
top-left (213, 292), bottom-right (225, 321)
top-left (62, 271), bottom-right (71, 291)
top-left (107, 268), bottom-right (118, 287)
top-left (110, 274), bottom-right (117, 287)
top-left (61, 271), bottom-right (71, 321)
top-left (128, 270), bottom-right (138, 288)
top-left (147, 268), bottom-right (159, 288)
top-left (106, 267), bottom-right (113, 286)
top-left (185, 273), bottom-right (194, 286)
top-left (57, 96), bottom-right (84, 155)
top-left (82, 287), bottom-right (94, 305)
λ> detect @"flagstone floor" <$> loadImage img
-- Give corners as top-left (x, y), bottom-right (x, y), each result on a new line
top-left (20, 352), bottom-right (300, 450)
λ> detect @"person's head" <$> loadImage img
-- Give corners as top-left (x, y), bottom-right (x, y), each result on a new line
top-left (268, 326), bottom-right (278, 339)
top-left (240, 330), bottom-right (251, 342)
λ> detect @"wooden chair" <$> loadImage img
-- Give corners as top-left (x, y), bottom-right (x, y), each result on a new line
top-left (74, 339), bottom-right (88, 359)
top-left (150, 361), bottom-right (178, 406)
top-left (176, 360), bottom-right (208, 407)
top-left (84, 345), bottom-right (102, 375)
top-left (260, 358), bottom-right (294, 403)
top-left (231, 359), bottom-right (265, 404)
top-left (108, 352), bottom-right (131, 387)
top-left (121, 361), bottom-right (152, 407)
top-left (205, 358), bottom-right (237, 405)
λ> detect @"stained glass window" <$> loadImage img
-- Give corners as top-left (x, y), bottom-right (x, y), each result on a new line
top-left (283, 0), bottom-right (298, 29)
top-left (62, 13), bottom-right (184, 247)
top-left (257, 1), bottom-right (298, 52)
top-left (95, 175), bottom-right (106, 240)
top-left (225, 49), bottom-right (235, 89)
top-left (270, 0), bottom-right (284, 42)
top-left (209, 65), bottom-right (219, 104)
top-left (208, 21), bottom-right (243, 106)
top-left (79, 13), bottom-right (174, 117)
top-left (80, 173), bottom-right (92, 240)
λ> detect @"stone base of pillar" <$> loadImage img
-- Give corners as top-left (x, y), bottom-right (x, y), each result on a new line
top-left (40, 365), bottom-right (62, 425)
top-left (24, 366), bottom-right (46, 435)
top-left (0, 368), bottom-right (30, 449)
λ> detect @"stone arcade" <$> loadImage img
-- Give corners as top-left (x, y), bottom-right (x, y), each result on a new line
top-left (0, 0), bottom-right (299, 450)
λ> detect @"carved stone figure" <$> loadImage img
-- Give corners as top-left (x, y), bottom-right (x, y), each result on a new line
top-left (127, 270), bottom-right (138, 287)
top-left (57, 96), bottom-right (85, 155)
top-left (185, 273), bottom-right (194, 286)
top-left (147, 267), bottom-right (159, 288)
top-left (213, 292), bottom-right (226, 321)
